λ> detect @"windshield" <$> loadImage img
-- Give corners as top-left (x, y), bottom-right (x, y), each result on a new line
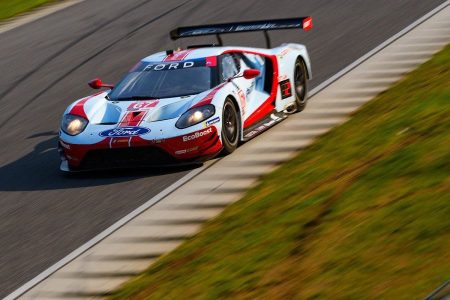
top-left (108, 58), bottom-right (217, 100)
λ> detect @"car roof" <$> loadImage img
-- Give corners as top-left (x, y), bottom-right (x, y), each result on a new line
top-left (141, 46), bottom-right (274, 63)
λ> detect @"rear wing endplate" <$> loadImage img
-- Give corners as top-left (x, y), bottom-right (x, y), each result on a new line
top-left (170, 17), bottom-right (312, 48)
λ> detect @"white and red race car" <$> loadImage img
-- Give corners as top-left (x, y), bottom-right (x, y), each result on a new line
top-left (58, 17), bottom-right (313, 171)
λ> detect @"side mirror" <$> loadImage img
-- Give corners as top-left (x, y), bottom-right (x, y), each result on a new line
top-left (88, 78), bottom-right (114, 90)
top-left (243, 69), bottom-right (260, 80)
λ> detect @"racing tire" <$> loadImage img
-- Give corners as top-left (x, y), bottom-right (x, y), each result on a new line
top-left (221, 98), bottom-right (239, 155)
top-left (293, 57), bottom-right (308, 112)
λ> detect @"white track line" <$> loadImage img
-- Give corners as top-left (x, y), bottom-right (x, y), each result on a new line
top-left (5, 1), bottom-right (449, 299)
top-left (0, 0), bottom-right (85, 35)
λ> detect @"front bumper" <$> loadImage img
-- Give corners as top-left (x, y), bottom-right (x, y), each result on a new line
top-left (59, 127), bottom-right (222, 171)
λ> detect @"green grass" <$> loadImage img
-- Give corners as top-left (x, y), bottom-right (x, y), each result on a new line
top-left (0, 0), bottom-right (56, 21)
top-left (111, 44), bottom-right (450, 300)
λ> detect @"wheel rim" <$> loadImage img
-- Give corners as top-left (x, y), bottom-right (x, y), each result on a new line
top-left (223, 103), bottom-right (238, 143)
top-left (294, 63), bottom-right (306, 103)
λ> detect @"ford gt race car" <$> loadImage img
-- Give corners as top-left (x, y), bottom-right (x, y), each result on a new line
top-left (58, 17), bottom-right (313, 171)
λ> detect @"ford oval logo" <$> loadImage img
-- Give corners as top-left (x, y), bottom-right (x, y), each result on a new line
top-left (99, 126), bottom-right (150, 137)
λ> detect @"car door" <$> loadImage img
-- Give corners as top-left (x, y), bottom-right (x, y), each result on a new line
top-left (238, 53), bottom-right (269, 120)
top-left (219, 53), bottom-right (261, 122)
top-left (219, 53), bottom-right (249, 119)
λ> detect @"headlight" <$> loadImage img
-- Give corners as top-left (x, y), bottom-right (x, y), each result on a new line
top-left (61, 114), bottom-right (88, 136)
top-left (176, 105), bottom-right (215, 129)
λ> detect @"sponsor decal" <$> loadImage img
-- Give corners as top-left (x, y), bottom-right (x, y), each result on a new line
top-left (99, 126), bottom-right (150, 137)
top-left (175, 146), bottom-right (199, 155)
top-left (127, 100), bottom-right (159, 111)
top-left (112, 138), bottom-right (130, 144)
top-left (278, 49), bottom-right (290, 59)
top-left (235, 23), bottom-right (280, 31)
top-left (246, 81), bottom-right (255, 97)
top-left (182, 127), bottom-right (213, 142)
top-left (133, 58), bottom-right (215, 74)
top-left (278, 74), bottom-right (288, 81)
top-left (109, 137), bottom-right (132, 148)
top-left (146, 61), bottom-right (194, 71)
top-left (244, 114), bottom-right (285, 139)
top-left (245, 130), bottom-right (258, 138)
top-left (279, 79), bottom-right (293, 99)
top-left (205, 116), bottom-right (220, 127)
top-left (256, 125), bottom-right (266, 131)
top-left (142, 60), bottom-right (203, 72)
top-left (238, 89), bottom-right (246, 115)
top-left (175, 149), bottom-right (187, 155)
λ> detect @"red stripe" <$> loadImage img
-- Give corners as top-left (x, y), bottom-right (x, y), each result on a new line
top-left (113, 110), bottom-right (148, 148)
top-left (206, 56), bottom-right (217, 67)
top-left (191, 83), bottom-right (225, 108)
top-left (118, 110), bottom-right (148, 127)
top-left (163, 49), bottom-right (193, 62)
top-left (68, 92), bottom-right (103, 119)
top-left (302, 17), bottom-right (313, 31)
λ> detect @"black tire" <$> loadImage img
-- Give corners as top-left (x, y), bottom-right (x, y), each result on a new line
top-left (221, 98), bottom-right (239, 155)
top-left (293, 58), bottom-right (308, 112)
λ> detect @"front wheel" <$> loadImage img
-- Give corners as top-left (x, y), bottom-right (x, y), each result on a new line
top-left (221, 98), bottom-right (239, 155)
top-left (293, 58), bottom-right (308, 112)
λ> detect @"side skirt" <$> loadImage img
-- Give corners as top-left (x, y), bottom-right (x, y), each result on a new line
top-left (242, 111), bottom-right (287, 142)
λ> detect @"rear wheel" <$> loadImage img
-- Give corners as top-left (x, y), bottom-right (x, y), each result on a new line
top-left (221, 98), bottom-right (239, 155)
top-left (294, 58), bottom-right (308, 112)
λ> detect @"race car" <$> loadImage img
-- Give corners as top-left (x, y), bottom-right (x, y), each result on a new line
top-left (58, 17), bottom-right (313, 171)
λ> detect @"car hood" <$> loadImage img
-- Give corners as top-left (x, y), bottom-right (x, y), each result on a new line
top-left (80, 90), bottom-right (212, 126)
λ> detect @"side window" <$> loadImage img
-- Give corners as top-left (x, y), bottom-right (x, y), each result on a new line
top-left (242, 53), bottom-right (267, 93)
top-left (242, 53), bottom-right (265, 70)
top-left (220, 54), bottom-right (240, 81)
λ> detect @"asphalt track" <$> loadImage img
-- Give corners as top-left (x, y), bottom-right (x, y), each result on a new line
top-left (0, 0), bottom-right (445, 297)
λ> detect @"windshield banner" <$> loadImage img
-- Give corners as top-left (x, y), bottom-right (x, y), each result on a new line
top-left (136, 59), bottom-right (208, 72)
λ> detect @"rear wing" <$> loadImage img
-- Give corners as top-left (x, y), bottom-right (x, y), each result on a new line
top-left (170, 17), bottom-right (312, 48)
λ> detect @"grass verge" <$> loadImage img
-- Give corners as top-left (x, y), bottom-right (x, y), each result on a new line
top-left (0, 0), bottom-right (57, 21)
top-left (112, 44), bottom-right (450, 300)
